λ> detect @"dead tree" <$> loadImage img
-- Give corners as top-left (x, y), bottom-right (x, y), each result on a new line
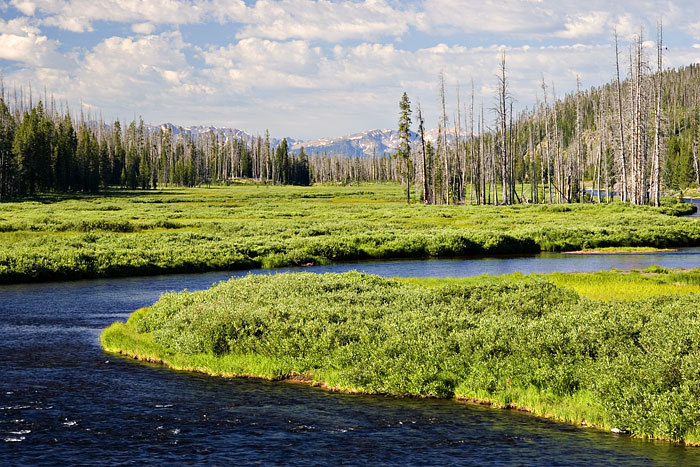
top-left (614, 30), bottom-right (629, 202)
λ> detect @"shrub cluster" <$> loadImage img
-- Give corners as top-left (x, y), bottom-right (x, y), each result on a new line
top-left (132, 271), bottom-right (700, 443)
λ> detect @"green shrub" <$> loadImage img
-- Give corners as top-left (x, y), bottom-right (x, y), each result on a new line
top-left (115, 270), bottom-right (700, 443)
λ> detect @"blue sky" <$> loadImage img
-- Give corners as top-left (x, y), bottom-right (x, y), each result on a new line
top-left (1, 0), bottom-right (699, 140)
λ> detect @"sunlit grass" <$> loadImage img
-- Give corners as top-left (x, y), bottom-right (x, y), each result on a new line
top-left (1, 183), bottom-right (697, 283)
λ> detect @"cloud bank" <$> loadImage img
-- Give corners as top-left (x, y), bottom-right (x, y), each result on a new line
top-left (0, 0), bottom-right (698, 139)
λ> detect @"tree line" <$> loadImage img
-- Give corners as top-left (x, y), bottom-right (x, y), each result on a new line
top-left (0, 95), bottom-right (312, 200)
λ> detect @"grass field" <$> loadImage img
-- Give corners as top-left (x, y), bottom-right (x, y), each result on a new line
top-left (0, 183), bottom-right (697, 283)
top-left (101, 267), bottom-right (700, 445)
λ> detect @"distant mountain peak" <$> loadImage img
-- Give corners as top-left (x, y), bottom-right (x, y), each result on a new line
top-left (142, 124), bottom-right (460, 158)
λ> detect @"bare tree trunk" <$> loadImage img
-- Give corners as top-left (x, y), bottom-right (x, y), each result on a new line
top-left (552, 83), bottom-right (562, 202)
top-left (456, 86), bottom-right (466, 203)
top-left (418, 104), bottom-right (429, 204)
top-left (470, 82), bottom-right (475, 205)
top-left (528, 120), bottom-right (533, 203)
top-left (596, 102), bottom-right (603, 203)
top-left (480, 103), bottom-right (486, 205)
top-left (614, 30), bottom-right (629, 203)
top-left (498, 51), bottom-right (509, 205)
top-left (651, 21), bottom-right (663, 207)
top-left (695, 94), bottom-right (700, 189)
top-left (541, 78), bottom-right (552, 204)
top-left (439, 72), bottom-right (449, 204)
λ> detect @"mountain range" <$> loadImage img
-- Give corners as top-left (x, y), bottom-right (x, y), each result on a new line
top-left (150, 123), bottom-right (452, 158)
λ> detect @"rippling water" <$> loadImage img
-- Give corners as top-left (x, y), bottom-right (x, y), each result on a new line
top-left (3, 252), bottom-right (700, 465)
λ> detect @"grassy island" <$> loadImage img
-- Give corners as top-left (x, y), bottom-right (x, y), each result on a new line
top-left (102, 267), bottom-right (700, 445)
top-left (0, 184), bottom-right (698, 284)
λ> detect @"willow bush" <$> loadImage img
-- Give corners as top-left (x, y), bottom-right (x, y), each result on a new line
top-left (109, 270), bottom-right (700, 443)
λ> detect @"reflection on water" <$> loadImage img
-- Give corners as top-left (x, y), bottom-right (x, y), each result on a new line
top-left (2, 251), bottom-right (700, 464)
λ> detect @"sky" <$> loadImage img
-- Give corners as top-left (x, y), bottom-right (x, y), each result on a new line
top-left (1, 1), bottom-right (700, 141)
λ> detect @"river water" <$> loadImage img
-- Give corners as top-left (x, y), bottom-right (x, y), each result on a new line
top-left (3, 250), bottom-right (700, 465)
top-left (684, 198), bottom-right (700, 218)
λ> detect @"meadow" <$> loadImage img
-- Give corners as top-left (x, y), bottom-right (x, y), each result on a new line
top-left (0, 183), bottom-right (697, 283)
top-left (102, 267), bottom-right (700, 444)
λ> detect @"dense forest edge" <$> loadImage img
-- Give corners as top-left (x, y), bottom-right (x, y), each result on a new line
top-left (0, 185), bottom-right (696, 284)
top-left (101, 269), bottom-right (700, 445)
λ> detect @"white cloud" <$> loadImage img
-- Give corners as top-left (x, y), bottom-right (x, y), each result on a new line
top-left (9, 0), bottom-right (411, 41)
top-left (11, 0), bottom-right (37, 15)
top-left (3, 0), bottom-right (700, 139)
top-left (232, 0), bottom-right (411, 41)
top-left (558, 11), bottom-right (610, 38)
top-left (200, 38), bottom-right (324, 92)
top-left (684, 21), bottom-right (700, 41)
top-left (45, 30), bottom-right (214, 115)
top-left (0, 33), bottom-right (52, 63)
top-left (0, 16), bottom-right (40, 34)
top-left (12, 0), bottom-right (205, 32)
top-left (131, 22), bottom-right (155, 35)
top-left (0, 18), bottom-right (62, 67)
top-left (418, 0), bottom-right (559, 35)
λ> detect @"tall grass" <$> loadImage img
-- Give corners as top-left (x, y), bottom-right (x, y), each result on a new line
top-left (102, 269), bottom-right (700, 444)
top-left (2, 184), bottom-right (697, 283)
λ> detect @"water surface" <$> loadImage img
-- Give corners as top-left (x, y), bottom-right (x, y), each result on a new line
top-left (3, 251), bottom-right (700, 465)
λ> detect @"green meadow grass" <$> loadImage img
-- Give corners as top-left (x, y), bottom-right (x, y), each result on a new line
top-left (0, 183), bottom-right (697, 283)
top-left (102, 268), bottom-right (700, 445)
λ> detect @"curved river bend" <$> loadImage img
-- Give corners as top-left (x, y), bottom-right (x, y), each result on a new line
top-left (3, 249), bottom-right (700, 465)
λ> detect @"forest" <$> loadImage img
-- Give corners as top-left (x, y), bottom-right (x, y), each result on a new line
top-left (1, 27), bottom-right (699, 206)
top-left (0, 99), bottom-right (311, 199)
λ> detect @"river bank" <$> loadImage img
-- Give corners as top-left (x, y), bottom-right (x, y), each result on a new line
top-left (101, 268), bottom-right (700, 446)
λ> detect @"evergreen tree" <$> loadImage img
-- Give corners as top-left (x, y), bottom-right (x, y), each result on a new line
top-left (13, 102), bottom-right (52, 195)
top-left (99, 135), bottom-right (110, 188)
top-left (54, 114), bottom-right (76, 192)
top-left (76, 123), bottom-right (100, 192)
top-left (125, 121), bottom-right (140, 189)
top-left (276, 138), bottom-right (289, 184)
top-left (111, 120), bottom-right (125, 186)
top-left (0, 97), bottom-right (16, 199)
top-left (241, 142), bottom-right (253, 178)
top-left (296, 146), bottom-right (310, 186)
top-left (397, 92), bottom-right (412, 203)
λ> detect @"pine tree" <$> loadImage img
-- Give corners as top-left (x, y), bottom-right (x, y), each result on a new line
top-left (276, 138), bottom-right (289, 184)
top-left (397, 91), bottom-right (412, 203)
top-left (13, 102), bottom-right (52, 195)
top-left (54, 114), bottom-right (76, 192)
top-left (0, 97), bottom-right (16, 199)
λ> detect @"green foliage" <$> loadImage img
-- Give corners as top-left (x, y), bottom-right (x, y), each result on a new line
top-left (108, 270), bottom-right (700, 443)
top-left (0, 184), bottom-right (699, 283)
top-left (0, 97), bottom-right (17, 200)
top-left (13, 102), bottom-right (53, 194)
top-left (397, 91), bottom-right (412, 203)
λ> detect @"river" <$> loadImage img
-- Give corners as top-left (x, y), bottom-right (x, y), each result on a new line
top-left (3, 250), bottom-right (700, 465)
